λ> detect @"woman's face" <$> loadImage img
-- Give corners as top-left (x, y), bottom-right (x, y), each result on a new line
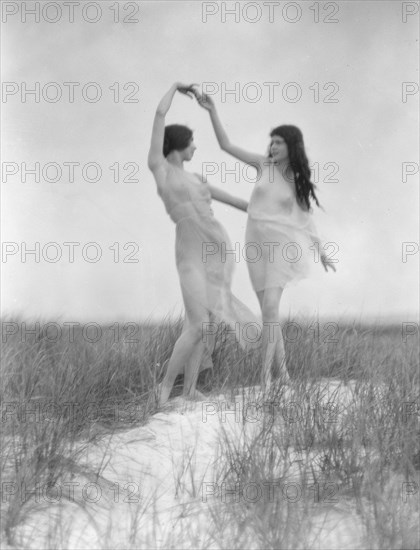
top-left (182, 138), bottom-right (197, 161)
top-left (270, 135), bottom-right (288, 163)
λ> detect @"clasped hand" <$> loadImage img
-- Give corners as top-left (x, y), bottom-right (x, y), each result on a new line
top-left (175, 83), bottom-right (214, 111)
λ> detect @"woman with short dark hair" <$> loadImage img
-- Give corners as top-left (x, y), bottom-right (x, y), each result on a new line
top-left (148, 83), bottom-right (259, 405)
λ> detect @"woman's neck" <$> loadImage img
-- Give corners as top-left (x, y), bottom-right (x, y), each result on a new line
top-left (167, 152), bottom-right (184, 169)
top-left (271, 158), bottom-right (290, 171)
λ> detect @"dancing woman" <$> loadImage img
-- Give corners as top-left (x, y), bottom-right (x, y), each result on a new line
top-left (148, 83), bottom-right (259, 406)
top-left (194, 90), bottom-right (336, 391)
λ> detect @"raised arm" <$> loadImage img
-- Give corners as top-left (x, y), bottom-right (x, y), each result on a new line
top-left (147, 82), bottom-right (197, 172)
top-left (194, 90), bottom-right (265, 170)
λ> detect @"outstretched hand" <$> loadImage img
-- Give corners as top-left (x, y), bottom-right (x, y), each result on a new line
top-left (321, 253), bottom-right (337, 273)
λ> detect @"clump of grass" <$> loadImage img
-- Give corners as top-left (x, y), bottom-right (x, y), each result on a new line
top-left (202, 322), bottom-right (419, 549)
top-left (1, 314), bottom-right (183, 545)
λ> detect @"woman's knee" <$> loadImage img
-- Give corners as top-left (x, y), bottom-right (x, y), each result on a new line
top-left (261, 288), bottom-right (282, 321)
top-left (261, 302), bottom-right (280, 322)
top-left (185, 321), bottom-right (208, 345)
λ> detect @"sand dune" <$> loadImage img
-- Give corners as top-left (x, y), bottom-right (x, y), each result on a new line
top-left (13, 380), bottom-right (415, 549)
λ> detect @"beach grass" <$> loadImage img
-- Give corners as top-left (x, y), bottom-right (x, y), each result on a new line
top-left (1, 315), bottom-right (418, 549)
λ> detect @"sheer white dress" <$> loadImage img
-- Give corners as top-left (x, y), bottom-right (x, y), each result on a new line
top-left (246, 164), bottom-right (323, 291)
top-left (157, 162), bottom-right (259, 372)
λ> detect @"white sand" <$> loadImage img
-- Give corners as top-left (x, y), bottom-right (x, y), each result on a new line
top-left (10, 381), bottom-right (415, 549)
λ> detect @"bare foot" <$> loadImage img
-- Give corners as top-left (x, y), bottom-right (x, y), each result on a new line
top-left (156, 383), bottom-right (172, 407)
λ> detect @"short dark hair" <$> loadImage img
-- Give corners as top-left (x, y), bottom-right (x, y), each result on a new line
top-left (163, 124), bottom-right (193, 157)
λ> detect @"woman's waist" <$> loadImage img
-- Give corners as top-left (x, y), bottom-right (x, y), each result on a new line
top-left (248, 197), bottom-right (295, 218)
top-left (168, 200), bottom-right (214, 223)
top-left (247, 210), bottom-right (315, 232)
top-left (247, 209), bottom-right (293, 222)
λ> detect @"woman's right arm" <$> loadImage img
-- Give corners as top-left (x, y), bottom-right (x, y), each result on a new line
top-left (195, 90), bottom-right (265, 170)
top-left (148, 83), bottom-right (196, 172)
top-left (147, 84), bottom-right (178, 172)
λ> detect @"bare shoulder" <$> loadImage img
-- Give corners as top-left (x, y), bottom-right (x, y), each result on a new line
top-left (240, 154), bottom-right (266, 176)
top-left (253, 155), bottom-right (267, 175)
top-left (254, 154), bottom-right (269, 167)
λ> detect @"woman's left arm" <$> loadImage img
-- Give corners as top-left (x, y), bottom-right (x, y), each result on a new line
top-left (306, 217), bottom-right (337, 273)
top-left (208, 184), bottom-right (248, 212)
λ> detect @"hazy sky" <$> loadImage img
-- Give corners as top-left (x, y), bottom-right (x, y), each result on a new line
top-left (2, 0), bottom-right (419, 323)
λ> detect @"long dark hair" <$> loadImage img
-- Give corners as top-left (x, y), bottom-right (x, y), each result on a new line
top-left (163, 124), bottom-right (193, 157)
top-left (270, 125), bottom-right (320, 211)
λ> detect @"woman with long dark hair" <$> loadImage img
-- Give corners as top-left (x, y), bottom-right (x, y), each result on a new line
top-left (194, 90), bottom-right (336, 391)
top-left (148, 83), bottom-right (259, 405)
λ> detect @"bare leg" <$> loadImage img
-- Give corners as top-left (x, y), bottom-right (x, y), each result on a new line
top-left (256, 287), bottom-right (290, 392)
top-left (158, 327), bottom-right (200, 405)
top-left (158, 266), bottom-right (210, 406)
top-left (274, 329), bottom-right (288, 379)
top-left (183, 339), bottom-right (206, 399)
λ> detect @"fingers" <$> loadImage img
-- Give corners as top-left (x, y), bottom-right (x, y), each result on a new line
top-left (178, 82), bottom-right (198, 89)
top-left (183, 84), bottom-right (200, 94)
top-left (178, 89), bottom-right (195, 99)
top-left (321, 258), bottom-right (337, 273)
top-left (192, 89), bottom-right (203, 100)
top-left (178, 84), bottom-right (197, 95)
